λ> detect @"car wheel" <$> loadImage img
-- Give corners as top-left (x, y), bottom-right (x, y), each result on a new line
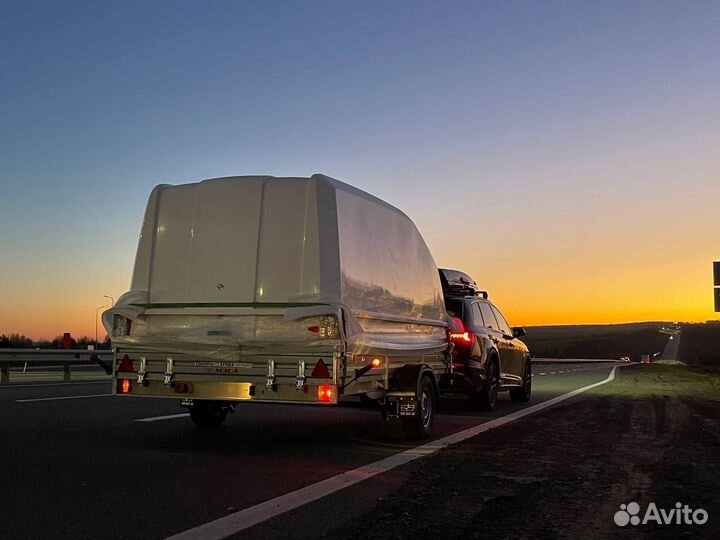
top-left (189, 401), bottom-right (229, 428)
top-left (473, 358), bottom-right (499, 411)
top-left (402, 375), bottom-right (436, 440)
top-left (510, 359), bottom-right (532, 402)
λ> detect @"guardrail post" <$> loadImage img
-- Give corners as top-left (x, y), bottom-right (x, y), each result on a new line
top-left (63, 362), bottom-right (71, 382)
top-left (1, 364), bottom-right (9, 384)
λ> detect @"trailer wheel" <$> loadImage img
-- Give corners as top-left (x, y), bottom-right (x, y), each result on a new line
top-left (189, 401), bottom-right (229, 428)
top-left (510, 359), bottom-right (532, 402)
top-left (402, 375), bottom-right (436, 440)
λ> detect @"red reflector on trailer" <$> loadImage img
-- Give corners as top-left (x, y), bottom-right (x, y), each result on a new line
top-left (311, 359), bottom-right (330, 378)
top-left (174, 382), bottom-right (192, 394)
top-left (117, 355), bottom-right (133, 372)
top-left (318, 385), bottom-right (334, 403)
top-left (307, 326), bottom-right (320, 333)
top-left (118, 379), bottom-right (131, 394)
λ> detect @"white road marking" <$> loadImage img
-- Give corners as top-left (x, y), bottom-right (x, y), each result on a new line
top-left (16, 393), bottom-right (112, 403)
top-left (135, 413), bottom-right (190, 422)
top-left (539, 373), bottom-right (546, 376)
top-left (164, 366), bottom-right (620, 540)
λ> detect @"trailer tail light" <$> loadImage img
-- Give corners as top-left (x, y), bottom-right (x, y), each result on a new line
top-left (318, 385), bottom-right (334, 403)
top-left (370, 357), bottom-right (383, 368)
top-left (117, 355), bottom-right (133, 373)
top-left (112, 315), bottom-right (132, 337)
top-left (117, 378), bottom-right (132, 394)
top-left (311, 359), bottom-right (330, 378)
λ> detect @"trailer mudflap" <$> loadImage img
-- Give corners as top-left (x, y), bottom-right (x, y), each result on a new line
top-left (384, 392), bottom-right (418, 418)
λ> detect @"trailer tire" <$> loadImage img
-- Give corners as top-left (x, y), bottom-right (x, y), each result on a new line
top-left (189, 401), bottom-right (229, 428)
top-left (401, 375), bottom-right (436, 440)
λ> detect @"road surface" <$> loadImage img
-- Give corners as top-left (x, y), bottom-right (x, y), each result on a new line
top-left (0, 361), bottom-right (620, 540)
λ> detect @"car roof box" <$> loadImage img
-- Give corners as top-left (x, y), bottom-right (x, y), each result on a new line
top-left (438, 268), bottom-right (488, 299)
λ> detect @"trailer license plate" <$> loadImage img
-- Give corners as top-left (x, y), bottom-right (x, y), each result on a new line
top-left (400, 403), bottom-right (416, 416)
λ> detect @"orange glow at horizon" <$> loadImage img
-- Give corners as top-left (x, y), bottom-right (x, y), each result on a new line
top-left (2, 168), bottom-right (719, 340)
top-left (1, 251), bottom-right (717, 341)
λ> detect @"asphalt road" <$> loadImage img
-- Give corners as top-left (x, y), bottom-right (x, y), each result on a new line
top-left (0, 361), bottom-right (620, 540)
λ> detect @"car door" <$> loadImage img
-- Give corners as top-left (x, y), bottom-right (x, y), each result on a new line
top-left (490, 304), bottom-right (524, 384)
top-left (477, 301), bottom-right (514, 385)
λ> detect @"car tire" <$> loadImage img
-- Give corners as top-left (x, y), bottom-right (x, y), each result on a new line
top-left (510, 359), bottom-right (532, 402)
top-left (401, 375), bottom-right (436, 440)
top-left (473, 358), bottom-right (499, 411)
top-left (189, 401), bottom-right (229, 428)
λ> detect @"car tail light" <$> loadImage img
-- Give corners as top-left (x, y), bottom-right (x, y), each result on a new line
top-left (112, 315), bottom-right (132, 337)
top-left (449, 319), bottom-right (475, 346)
top-left (318, 385), bottom-right (335, 403)
top-left (117, 378), bottom-right (132, 394)
top-left (451, 331), bottom-right (474, 344)
top-left (311, 359), bottom-right (330, 378)
top-left (117, 355), bottom-right (133, 373)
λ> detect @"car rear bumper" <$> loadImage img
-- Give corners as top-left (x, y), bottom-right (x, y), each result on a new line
top-left (439, 361), bottom-right (485, 392)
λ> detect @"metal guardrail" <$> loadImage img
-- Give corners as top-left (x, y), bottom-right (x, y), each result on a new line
top-left (0, 349), bottom-right (113, 384)
top-left (532, 358), bottom-right (620, 364)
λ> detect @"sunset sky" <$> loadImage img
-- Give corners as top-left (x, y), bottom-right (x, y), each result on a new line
top-left (1, 1), bottom-right (719, 340)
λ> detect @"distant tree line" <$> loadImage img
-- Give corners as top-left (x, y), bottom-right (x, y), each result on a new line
top-left (522, 323), bottom-right (668, 361)
top-left (677, 322), bottom-right (720, 367)
top-left (523, 321), bottom-right (719, 367)
top-left (0, 334), bottom-right (111, 349)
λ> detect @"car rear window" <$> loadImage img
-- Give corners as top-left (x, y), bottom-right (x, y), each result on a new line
top-left (444, 299), bottom-right (465, 320)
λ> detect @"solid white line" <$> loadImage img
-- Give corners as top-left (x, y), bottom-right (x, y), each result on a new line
top-left (16, 393), bottom-right (112, 403)
top-left (135, 413), bottom-right (190, 423)
top-left (164, 366), bottom-right (619, 540)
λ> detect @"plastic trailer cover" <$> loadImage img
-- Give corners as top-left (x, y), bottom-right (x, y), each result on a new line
top-left (103, 174), bottom-right (447, 354)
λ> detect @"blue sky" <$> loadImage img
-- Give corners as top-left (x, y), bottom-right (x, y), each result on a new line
top-left (1, 1), bottom-right (719, 337)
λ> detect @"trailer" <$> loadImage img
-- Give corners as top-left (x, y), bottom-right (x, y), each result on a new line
top-left (103, 174), bottom-right (450, 438)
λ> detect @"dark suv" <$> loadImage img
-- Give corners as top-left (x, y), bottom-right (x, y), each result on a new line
top-left (439, 268), bottom-right (532, 410)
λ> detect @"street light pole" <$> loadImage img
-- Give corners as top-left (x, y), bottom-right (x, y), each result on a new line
top-left (95, 305), bottom-right (106, 348)
top-left (103, 295), bottom-right (115, 307)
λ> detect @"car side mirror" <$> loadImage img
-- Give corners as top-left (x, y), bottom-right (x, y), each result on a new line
top-left (512, 327), bottom-right (526, 338)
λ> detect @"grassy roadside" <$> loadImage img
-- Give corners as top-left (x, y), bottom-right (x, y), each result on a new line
top-left (608, 364), bottom-right (720, 399)
top-left (319, 365), bottom-right (720, 540)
